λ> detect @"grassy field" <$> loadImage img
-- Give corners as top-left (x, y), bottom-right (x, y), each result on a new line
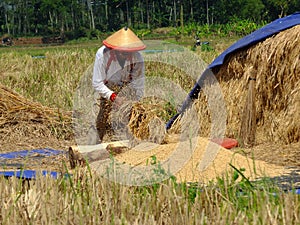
top-left (0, 167), bottom-right (299, 224)
top-left (0, 35), bottom-right (299, 224)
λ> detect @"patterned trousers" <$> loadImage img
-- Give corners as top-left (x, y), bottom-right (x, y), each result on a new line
top-left (95, 96), bottom-right (113, 143)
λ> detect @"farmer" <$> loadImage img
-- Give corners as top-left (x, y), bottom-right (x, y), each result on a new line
top-left (89, 27), bottom-right (146, 144)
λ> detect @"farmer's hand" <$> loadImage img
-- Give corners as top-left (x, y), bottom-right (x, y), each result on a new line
top-left (110, 93), bottom-right (125, 109)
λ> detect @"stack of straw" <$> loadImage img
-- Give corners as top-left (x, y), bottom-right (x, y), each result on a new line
top-left (0, 84), bottom-right (72, 139)
top-left (195, 25), bottom-right (300, 144)
top-left (112, 97), bottom-right (170, 145)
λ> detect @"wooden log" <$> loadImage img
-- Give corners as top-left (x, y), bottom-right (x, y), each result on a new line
top-left (68, 140), bottom-right (129, 169)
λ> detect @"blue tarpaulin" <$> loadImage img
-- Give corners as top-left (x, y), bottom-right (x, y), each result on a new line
top-left (208, 12), bottom-right (300, 69)
top-left (166, 12), bottom-right (300, 130)
top-left (0, 170), bottom-right (60, 179)
top-left (0, 148), bottom-right (64, 159)
top-left (0, 150), bottom-right (298, 194)
top-left (0, 148), bottom-right (66, 179)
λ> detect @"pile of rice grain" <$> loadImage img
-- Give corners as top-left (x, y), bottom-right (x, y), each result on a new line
top-left (114, 136), bottom-right (288, 183)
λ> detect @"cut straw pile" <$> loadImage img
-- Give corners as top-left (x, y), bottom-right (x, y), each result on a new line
top-left (184, 25), bottom-right (300, 145)
top-left (114, 25), bottom-right (299, 147)
top-left (0, 84), bottom-right (72, 140)
top-left (111, 97), bottom-right (173, 145)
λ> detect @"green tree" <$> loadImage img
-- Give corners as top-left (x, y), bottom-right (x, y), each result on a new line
top-left (266, 0), bottom-right (298, 18)
top-left (0, 0), bottom-right (299, 38)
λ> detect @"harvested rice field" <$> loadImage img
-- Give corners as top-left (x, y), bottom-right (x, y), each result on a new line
top-left (0, 25), bottom-right (299, 186)
top-left (0, 22), bottom-right (299, 225)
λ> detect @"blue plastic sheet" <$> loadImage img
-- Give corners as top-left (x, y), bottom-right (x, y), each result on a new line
top-left (208, 12), bottom-right (300, 70)
top-left (0, 170), bottom-right (60, 179)
top-left (0, 150), bottom-right (298, 194)
top-left (0, 148), bottom-right (66, 179)
top-left (0, 148), bottom-right (64, 159)
top-left (294, 189), bottom-right (300, 195)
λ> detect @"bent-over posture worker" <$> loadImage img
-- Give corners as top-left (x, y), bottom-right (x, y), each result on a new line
top-left (89, 27), bottom-right (146, 144)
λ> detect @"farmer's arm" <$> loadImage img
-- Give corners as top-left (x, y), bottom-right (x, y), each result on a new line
top-left (92, 48), bottom-right (114, 100)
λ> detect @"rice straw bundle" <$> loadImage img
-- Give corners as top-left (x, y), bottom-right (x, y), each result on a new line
top-left (0, 83), bottom-right (72, 138)
top-left (239, 69), bottom-right (257, 147)
top-left (187, 25), bottom-right (300, 145)
top-left (112, 97), bottom-right (170, 144)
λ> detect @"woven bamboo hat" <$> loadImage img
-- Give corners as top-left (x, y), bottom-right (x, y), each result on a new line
top-left (103, 27), bottom-right (146, 52)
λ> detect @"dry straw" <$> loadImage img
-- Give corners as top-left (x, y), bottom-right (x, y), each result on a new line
top-left (119, 25), bottom-right (299, 146)
top-left (175, 25), bottom-right (300, 145)
top-left (239, 69), bottom-right (257, 147)
top-left (111, 97), bottom-right (169, 145)
top-left (0, 84), bottom-right (72, 139)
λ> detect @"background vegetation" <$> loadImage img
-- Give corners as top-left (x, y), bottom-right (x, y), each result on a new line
top-left (0, 0), bottom-right (299, 40)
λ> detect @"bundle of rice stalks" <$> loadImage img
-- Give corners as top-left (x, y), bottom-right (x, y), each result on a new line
top-left (128, 103), bottom-right (165, 144)
top-left (111, 97), bottom-right (174, 144)
top-left (0, 83), bottom-right (72, 139)
top-left (189, 25), bottom-right (299, 145)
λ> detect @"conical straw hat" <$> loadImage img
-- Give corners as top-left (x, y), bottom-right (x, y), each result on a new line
top-left (103, 27), bottom-right (146, 52)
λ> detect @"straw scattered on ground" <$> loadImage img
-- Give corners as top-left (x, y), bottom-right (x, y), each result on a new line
top-left (0, 84), bottom-right (73, 152)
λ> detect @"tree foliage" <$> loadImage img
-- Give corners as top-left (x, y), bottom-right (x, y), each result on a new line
top-left (0, 0), bottom-right (299, 38)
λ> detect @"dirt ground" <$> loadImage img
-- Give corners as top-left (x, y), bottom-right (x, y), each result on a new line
top-left (0, 135), bottom-right (74, 153)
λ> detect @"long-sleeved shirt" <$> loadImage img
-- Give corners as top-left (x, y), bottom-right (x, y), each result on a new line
top-left (92, 46), bottom-right (145, 100)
